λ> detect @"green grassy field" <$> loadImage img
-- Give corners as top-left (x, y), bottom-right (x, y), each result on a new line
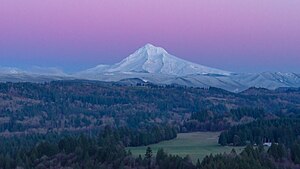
top-left (127, 132), bottom-right (244, 162)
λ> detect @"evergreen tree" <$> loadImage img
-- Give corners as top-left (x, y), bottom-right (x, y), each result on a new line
top-left (145, 147), bottom-right (152, 169)
top-left (145, 147), bottom-right (152, 159)
top-left (196, 159), bottom-right (201, 169)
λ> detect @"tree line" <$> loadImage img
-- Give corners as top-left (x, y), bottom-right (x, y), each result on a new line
top-left (219, 118), bottom-right (300, 146)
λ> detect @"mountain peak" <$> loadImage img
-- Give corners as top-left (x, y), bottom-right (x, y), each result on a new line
top-left (137, 43), bottom-right (168, 56)
top-left (144, 43), bottom-right (156, 48)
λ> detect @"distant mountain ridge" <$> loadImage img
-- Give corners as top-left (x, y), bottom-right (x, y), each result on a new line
top-left (1, 44), bottom-right (300, 92)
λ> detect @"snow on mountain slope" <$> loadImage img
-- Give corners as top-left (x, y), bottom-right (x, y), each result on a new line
top-left (0, 66), bottom-right (68, 76)
top-left (29, 67), bottom-right (68, 76)
top-left (77, 44), bottom-right (232, 77)
top-left (0, 66), bottom-right (72, 83)
top-left (0, 67), bottom-right (25, 75)
top-left (74, 65), bottom-right (110, 79)
top-left (231, 72), bottom-right (300, 90)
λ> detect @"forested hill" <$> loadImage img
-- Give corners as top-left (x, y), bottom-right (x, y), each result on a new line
top-left (0, 81), bottom-right (300, 168)
top-left (0, 80), bottom-right (300, 138)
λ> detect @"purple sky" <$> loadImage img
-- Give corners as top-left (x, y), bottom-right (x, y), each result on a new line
top-left (0, 0), bottom-right (300, 73)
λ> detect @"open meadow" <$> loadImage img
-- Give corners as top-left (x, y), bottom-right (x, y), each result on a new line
top-left (127, 132), bottom-right (244, 162)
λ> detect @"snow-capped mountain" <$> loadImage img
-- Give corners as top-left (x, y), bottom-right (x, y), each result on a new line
top-left (76, 44), bottom-right (231, 77)
top-left (74, 44), bottom-right (300, 92)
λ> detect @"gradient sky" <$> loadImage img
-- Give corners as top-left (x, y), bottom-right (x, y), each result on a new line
top-left (0, 0), bottom-right (300, 73)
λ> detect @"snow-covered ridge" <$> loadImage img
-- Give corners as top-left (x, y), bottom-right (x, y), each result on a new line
top-left (0, 66), bottom-right (68, 76)
top-left (0, 67), bottom-right (25, 74)
top-left (1, 44), bottom-right (299, 92)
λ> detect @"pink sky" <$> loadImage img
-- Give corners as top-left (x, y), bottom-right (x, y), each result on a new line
top-left (0, 0), bottom-right (300, 72)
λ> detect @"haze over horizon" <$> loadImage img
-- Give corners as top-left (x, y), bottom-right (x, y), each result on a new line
top-left (1, 0), bottom-right (300, 73)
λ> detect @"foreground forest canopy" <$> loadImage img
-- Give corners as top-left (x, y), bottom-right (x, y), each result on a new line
top-left (1, 125), bottom-right (300, 169)
top-left (0, 80), bottom-right (300, 168)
